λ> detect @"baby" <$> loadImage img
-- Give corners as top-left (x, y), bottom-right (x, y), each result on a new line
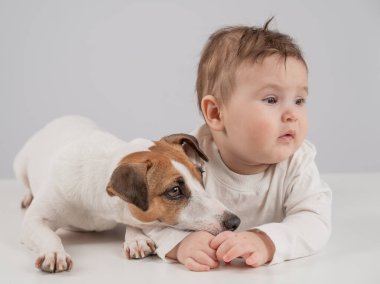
top-left (145, 18), bottom-right (332, 271)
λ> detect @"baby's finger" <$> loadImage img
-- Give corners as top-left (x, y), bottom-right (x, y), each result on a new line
top-left (245, 252), bottom-right (261, 267)
top-left (210, 231), bottom-right (235, 249)
top-left (193, 251), bottom-right (219, 268)
top-left (223, 245), bottom-right (253, 263)
top-left (214, 241), bottom-right (233, 261)
top-left (183, 257), bottom-right (211, 272)
top-left (214, 236), bottom-right (242, 261)
top-left (203, 246), bottom-right (218, 261)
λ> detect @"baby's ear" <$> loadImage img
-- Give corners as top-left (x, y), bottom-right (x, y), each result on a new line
top-left (201, 95), bottom-right (225, 131)
top-left (106, 162), bottom-right (150, 211)
top-left (161, 134), bottom-right (208, 165)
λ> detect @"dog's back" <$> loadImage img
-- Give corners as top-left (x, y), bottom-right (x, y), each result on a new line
top-left (13, 116), bottom-right (98, 195)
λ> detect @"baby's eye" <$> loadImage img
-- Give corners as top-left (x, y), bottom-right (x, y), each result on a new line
top-left (295, 98), bottom-right (306, 105)
top-left (263, 97), bottom-right (278, 104)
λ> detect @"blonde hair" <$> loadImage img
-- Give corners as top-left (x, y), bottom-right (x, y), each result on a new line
top-left (196, 18), bottom-right (307, 111)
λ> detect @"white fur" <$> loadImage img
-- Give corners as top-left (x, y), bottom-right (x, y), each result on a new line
top-left (14, 116), bottom-right (238, 272)
top-left (14, 116), bottom-right (158, 272)
top-left (171, 160), bottom-right (228, 235)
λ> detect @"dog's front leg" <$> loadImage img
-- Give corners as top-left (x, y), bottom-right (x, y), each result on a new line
top-left (21, 213), bottom-right (73, 273)
top-left (123, 226), bottom-right (156, 259)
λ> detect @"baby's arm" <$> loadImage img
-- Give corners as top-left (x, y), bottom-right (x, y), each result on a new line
top-left (211, 151), bottom-right (331, 266)
top-left (256, 162), bottom-right (332, 264)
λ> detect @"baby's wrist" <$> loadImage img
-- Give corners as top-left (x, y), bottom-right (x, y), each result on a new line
top-left (250, 229), bottom-right (275, 263)
top-left (165, 243), bottom-right (180, 261)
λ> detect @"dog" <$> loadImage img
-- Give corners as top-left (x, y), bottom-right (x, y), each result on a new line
top-left (13, 116), bottom-right (240, 273)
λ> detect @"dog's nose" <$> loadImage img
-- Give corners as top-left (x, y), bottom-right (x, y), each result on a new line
top-left (222, 213), bottom-right (241, 231)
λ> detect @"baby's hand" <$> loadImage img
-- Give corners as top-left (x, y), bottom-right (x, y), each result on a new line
top-left (167, 231), bottom-right (219, 272)
top-left (210, 230), bottom-right (275, 267)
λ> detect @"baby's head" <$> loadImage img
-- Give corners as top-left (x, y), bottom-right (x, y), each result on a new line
top-left (196, 18), bottom-right (307, 110)
top-left (197, 18), bottom-right (309, 174)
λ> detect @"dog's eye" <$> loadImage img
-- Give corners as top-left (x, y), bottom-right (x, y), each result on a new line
top-left (197, 166), bottom-right (205, 175)
top-left (165, 186), bottom-right (183, 200)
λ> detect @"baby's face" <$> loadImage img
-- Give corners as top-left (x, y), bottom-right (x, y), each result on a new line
top-left (217, 55), bottom-right (308, 174)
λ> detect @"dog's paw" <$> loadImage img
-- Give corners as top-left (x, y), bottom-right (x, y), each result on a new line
top-left (123, 238), bottom-right (156, 259)
top-left (35, 252), bottom-right (73, 273)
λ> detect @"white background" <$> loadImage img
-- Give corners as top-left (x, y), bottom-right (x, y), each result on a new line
top-left (1, 0), bottom-right (379, 178)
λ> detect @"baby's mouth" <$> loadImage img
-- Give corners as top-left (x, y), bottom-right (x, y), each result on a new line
top-left (278, 131), bottom-right (295, 141)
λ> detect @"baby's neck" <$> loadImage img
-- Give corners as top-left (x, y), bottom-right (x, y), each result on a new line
top-left (240, 164), bottom-right (271, 175)
top-left (218, 151), bottom-right (271, 175)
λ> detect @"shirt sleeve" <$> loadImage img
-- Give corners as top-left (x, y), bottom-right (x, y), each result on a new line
top-left (142, 226), bottom-right (191, 262)
top-left (255, 161), bottom-right (332, 264)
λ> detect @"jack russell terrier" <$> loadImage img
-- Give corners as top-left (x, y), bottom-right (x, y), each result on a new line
top-left (14, 116), bottom-right (240, 273)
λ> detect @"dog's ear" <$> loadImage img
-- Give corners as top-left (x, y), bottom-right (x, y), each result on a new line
top-left (162, 133), bottom-right (208, 165)
top-left (106, 162), bottom-right (150, 211)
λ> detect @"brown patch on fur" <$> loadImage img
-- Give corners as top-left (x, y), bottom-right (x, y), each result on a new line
top-left (149, 140), bottom-right (203, 182)
top-left (106, 162), bottom-right (150, 211)
top-left (108, 144), bottom-right (204, 225)
top-left (161, 134), bottom-right (208, 162)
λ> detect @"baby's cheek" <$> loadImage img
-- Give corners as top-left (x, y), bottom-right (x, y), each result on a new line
top-left (249, 120), bottom-right (274, 141)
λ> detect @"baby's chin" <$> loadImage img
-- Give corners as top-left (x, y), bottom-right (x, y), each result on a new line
top-left (266, 147), bottom-right (299, 164)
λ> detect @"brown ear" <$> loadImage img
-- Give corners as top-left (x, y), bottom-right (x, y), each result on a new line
top-left (162, 133), bottom-right (208, 162)
top-left (106, 162), bottom-right (150, 211)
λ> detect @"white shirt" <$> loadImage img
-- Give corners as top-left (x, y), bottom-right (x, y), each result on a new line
top-left (145, 124), bottom-right (332, 264)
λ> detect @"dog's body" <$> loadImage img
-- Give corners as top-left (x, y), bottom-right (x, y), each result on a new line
top-left (14, 116), bottom-right (240, 272)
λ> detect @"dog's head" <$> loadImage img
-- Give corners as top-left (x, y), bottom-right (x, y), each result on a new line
top-left (106, 134), bottom-right (240, 235)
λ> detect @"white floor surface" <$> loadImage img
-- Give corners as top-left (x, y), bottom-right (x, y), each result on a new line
top-left (0, 173), bottom-right (379, 284)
